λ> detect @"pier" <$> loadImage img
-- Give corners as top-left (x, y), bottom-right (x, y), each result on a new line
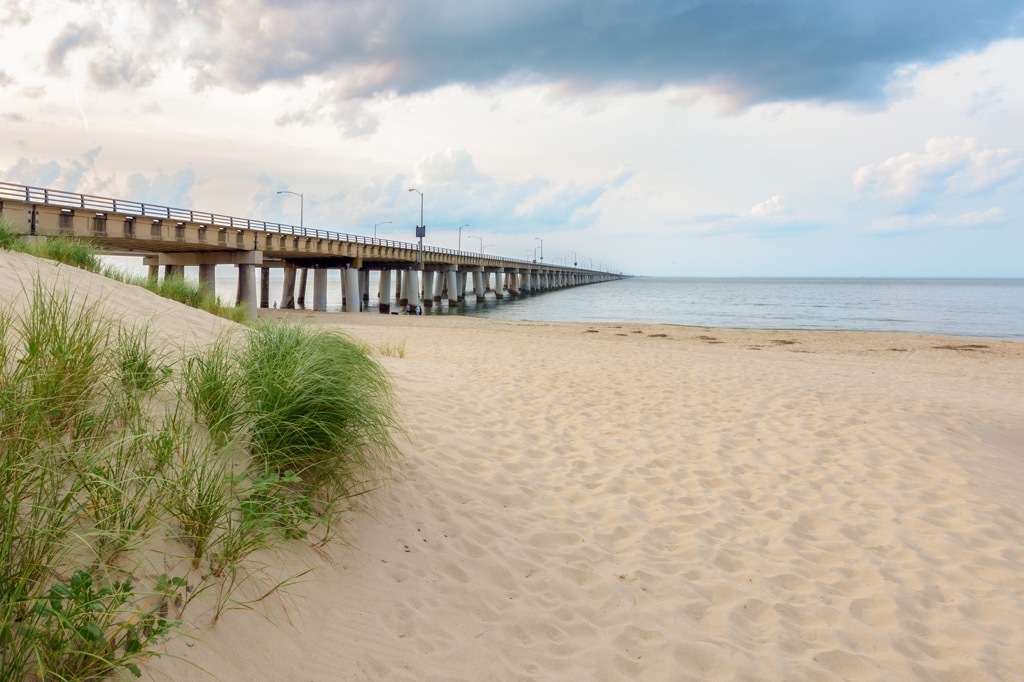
top-left (0, 182), bottom-right (624, 318)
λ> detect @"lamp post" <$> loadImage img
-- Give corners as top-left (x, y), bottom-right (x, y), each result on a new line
top-left (407, 188), bottom-right (424, 266)
top-left (373, 221), bottom-right (391, 239)
top-left (467, 235), bottom-right (483, 253)
top-left (534, 237), bottom-right (543, 262)
top-left (457, 224), bottom-right (468, 251)
top-left (276, 190), bottom-right (303, 228)
top-left (572, 251), bottom-right (577, 267)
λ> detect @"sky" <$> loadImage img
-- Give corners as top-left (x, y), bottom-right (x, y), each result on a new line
top-left (2, 0), bottom-right (1023, 277)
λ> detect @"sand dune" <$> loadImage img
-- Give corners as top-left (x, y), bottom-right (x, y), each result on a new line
top-left (3, 252), bottom-right (1022, 681)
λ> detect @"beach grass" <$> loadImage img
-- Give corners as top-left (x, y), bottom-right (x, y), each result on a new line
top-left (0, 213), bottom-right (247, 323)
top-left (0, 218), bottom-right (101, 272)
top-left (0, 271), bottom-right (402, 679)
top-left (237, 321), bottom-right (401, 525)
top-left (376, 339), bottom-right (408, 358)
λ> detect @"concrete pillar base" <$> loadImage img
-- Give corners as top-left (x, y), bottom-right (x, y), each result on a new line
top-left (313, 268), bottom-right (327, 311)
top-left (344, 268), bottom-right (361, 312)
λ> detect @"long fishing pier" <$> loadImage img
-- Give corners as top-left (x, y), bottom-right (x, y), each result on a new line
top-left (0, 182), bottom-right (623, 318)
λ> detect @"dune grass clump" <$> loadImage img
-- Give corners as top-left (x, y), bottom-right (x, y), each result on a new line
top-left (180, 321), bottom-right (401, 532)
top-left (376, 339), bottom-right (408, 358)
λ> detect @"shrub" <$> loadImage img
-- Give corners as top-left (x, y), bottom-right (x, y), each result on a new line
top-left (238, 321), bottom-right (400, 516)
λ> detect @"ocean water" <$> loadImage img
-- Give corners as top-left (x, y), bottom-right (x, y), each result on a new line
top-left (215, 272), bottom-right (1024, 340)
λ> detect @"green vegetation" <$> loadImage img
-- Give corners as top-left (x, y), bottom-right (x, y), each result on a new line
top-left (0, 276), bottom-right (401, 680)
top-left (0, 218), bottom-right (100, 271)
top-left (0, 214), bottom-right (247, 323)
top-left (238, 322), bottom-right (399, 525)
top-left (102, 266), bottom-right (250, 324)
top-left (376, 339), bottom-right (408, 358)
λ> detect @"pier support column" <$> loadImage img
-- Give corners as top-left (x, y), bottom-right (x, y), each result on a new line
top-left (406, 268), bottom-right (421, 310)
top-left (344, 267), bottom-right (361, 312)
top-left (164, 264), bottom-right (184, 279)
top-left (281, 263), bottom-right (297, 308)
top-left (236, 263), bottom-right (258, 320)
top-left (258, 266), bottom-right (270, 307)
top-left (147, 264), bottom-right (159, 281)
top-left (422, 271), bottom-right (435, 307)
top-left (361, 270), bottom-right (370, 306)
top-left (398, 270), bottom-right (409, 307)
top-left (199, 264), bottom-right (217, 299)
top-left (433, 269), bottom-right (444, 302)
top-left (490, 269), bottom-right (505, 299)
top-left (313, 268), bottom-right (328, 311)
top-left (297, 268), bottom-right (308, 307)
top-left (378, 270), bottom-right (392, 313)
top-left (473, 268), bottom-right (486, 303)
top-left (447, 266), bottom-right (459, 307)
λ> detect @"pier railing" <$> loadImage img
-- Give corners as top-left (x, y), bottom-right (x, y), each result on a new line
top-left (0, 181), bottom-right (570, 269)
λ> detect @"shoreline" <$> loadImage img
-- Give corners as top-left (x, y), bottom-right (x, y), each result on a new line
top-left (257, 307), bottom-right (1024, 360)
top-left (259, 305), bottom-right (1024, 343)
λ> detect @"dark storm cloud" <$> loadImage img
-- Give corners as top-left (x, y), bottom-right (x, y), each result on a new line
top-left (185, 0), bottom-right (1024, 106)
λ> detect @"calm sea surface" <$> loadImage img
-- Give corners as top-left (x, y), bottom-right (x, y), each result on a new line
top-left (215, 274), bottom-right (1024, 340)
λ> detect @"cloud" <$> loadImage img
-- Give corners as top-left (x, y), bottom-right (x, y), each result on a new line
top-left (89, 52), bottom-right (156, 90)
top-left (2, 147), bottom-right (105, 191)
top-left (750, 195), bottom-right (787, 219)
top-left (22, 1), bottom-right (1024, 137)
top-left (0, 69), bottom-right (12, 88)
top-left (870, 207), bottom-right (1009, 234)
top-left (1, 149), bottom-right (197, 207)
top-left (125, 167), bottom-right (198, 208)
top-left (854, 136), bottom-right (1024, 202)
top-left (45, 22), bottom-right (99, 74)
top-left (0, 1), bottom-right (30, 28)
top-left (180, 1), bottom-right (1024, 102)
top-left (291, 148), bottom-right (628, 232)
top-left (680, 195), bottom-right (816, 237)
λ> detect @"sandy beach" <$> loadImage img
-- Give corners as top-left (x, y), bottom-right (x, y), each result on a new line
top-left (4, 252), bottom-right (1024, 681)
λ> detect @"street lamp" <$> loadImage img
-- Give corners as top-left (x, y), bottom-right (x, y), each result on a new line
top-left (572, 252), bottom-right (577, 267)
top-left (534, 237), bottom-right (543, 262)
top-left (467, 235), bottom-right (483, 253)
top-left (457, 224), bottom-right (468, 251)
top-left (407, 188), bottom-right (424, 266)
top-left (276, 190), bottom-right (303, 228)
top-left (373, 221), bottom-right (391, 239)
